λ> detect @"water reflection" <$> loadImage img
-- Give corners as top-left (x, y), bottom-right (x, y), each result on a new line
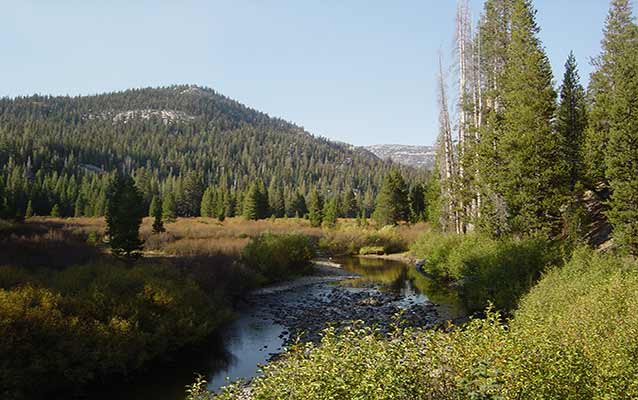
top-left (336, 256), bottom-right (465, 319)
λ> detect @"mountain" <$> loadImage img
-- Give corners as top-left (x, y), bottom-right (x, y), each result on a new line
top-left (364, 144), bottom-right (436, 170)
top-left (0, 85), bottom-right (428, 219)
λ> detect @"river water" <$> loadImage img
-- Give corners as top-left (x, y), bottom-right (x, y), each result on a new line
top-left (92, 256), bottom-right (463, 400)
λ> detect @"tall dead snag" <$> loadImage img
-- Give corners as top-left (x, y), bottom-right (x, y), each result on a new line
top-left (436, 53), bottom-right (460, 233)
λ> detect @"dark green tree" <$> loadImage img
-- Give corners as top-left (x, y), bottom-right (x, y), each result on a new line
top-left (322, 197), bottom-right (338, 228)
top-left (243, 183), bottom-right (269, 220)
top-left (372, 170), bottom-right (409, 226)
top-left (162, 192), bottom-right (177, 222)
top-left (307, 189), bottom-right (323, 228)
top-left (180, 172), bottom-right (204, 217)
top-left (584, 0), bottom-right (635, 186)
top-left (150, 195), bottom-right (165, 234)
top-left (557, 52), bottom-right (588, 191)
top-left (105, 174), bottom-right (145, 259)
top-left (25, 200), bottom-right (33, 219)
top-left (498, 0), bottom-right (566, 236)
top-left (408, 183), bottom-right (427, 223)
top-left (606, 24), bottom-right (638, 255)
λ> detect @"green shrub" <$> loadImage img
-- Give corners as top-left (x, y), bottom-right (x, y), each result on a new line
top-left (319, 226), bottom-right (409, 256)
top-left (411, 232), bottom-right (558, 312)
top-left (0, 261), bottom-right (226, 400)
top-left (242, 233), bottom-right (315, 281)
top-left (359, 246), bottom-right (385, 255)
top-left (191, 249), bottom-right (638, 400)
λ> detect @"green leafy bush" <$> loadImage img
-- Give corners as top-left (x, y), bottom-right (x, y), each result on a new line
top-left (0, 261), bottom-right (227, 400)
top-left (242, 233), bottom-right (315, 281)
top-left (319, 226), bottom-right (408, 256)
top-left (411, 232), bottom-right (558, 312)
top-left (191, 249), bottom-right (638, 400)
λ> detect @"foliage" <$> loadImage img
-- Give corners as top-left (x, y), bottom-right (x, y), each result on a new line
top-left (0, 86), bottom-right (427, 222)
top-left (306, 189), bottom-right (323, 228)
top-left (319, 225), bottom-right (412, 256)
top-left (191, 249), bottom-right (638, 400)
top-left (150, 195), bottom-right (165, 234)
top-left (105, 174), bottom-right (145, 259)
top-left (605, 24), bottom-right (638, 255)
top-left (372, 169), bottom-right (409, 226)
top-left (0, 261), bottom-right (225, 400)
top-left (243, 182), bottom-right (269, 220)
top-left (241, 233), bottom-right (315, 281)
top-left (411, 231), bottom-right (557, 312)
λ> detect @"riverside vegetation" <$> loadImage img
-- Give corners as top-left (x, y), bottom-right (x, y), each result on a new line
top-left (187, 0), bottom-right (638, 399)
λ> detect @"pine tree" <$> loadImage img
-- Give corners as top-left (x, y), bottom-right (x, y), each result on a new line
top-left (498, 0), bottom-right (566, 236)
top-left (557, 52), bottom-right (588, 191)
top-left (584, 0), bottom-right (634, 186)
top-left (322, 197), bottom-right (338, 228)
top-left (51, 203), bottom-right (61, 218)
top-left (289, 191), bottom-right (308, 218)
top-left (180, 172), bottom-right (204, 217)
top-left (105, 174), bottom-right (145, 259)
top-left (307, 189), bottom-right (323, 227)
top-left (243, 183), bottom-right (268, 220)
top-left (408, 184), bottom-right (427, 223)
top-left (151, 195), bottom-right (165, 234)
top-left (25, 200), bottom-right (33, 219)
top-left (340, 189), bottom-right (357, 218)
top-left (162, 192), bottom-right (177, 222)
top-left (372, 169), bottom-right (409, 226)
top-left (200, 187), bottom-right (214, 217)
top-left (606, 23), bottom-right (638, 255)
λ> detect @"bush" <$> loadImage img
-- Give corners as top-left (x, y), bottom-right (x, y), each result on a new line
top-left (319, 226), bottom-right (409, 256)
top-left (242, 233), bottom-right (315, 281)
top-left (0, 261), bottom-right (227, 400)
top-left (359, 246), bottom-right (385, 255)
top-left (191, 249), bottom-right (638, 400)
top-left (411, 232), bottom-right (558, 312)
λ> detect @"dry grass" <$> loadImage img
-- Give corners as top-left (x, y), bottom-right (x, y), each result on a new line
top-left (21, 217), bottom-right (428, 258)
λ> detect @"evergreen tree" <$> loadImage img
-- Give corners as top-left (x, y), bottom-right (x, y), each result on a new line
top-left (606, 24), bottom-right (638, 255)
top-left (322, 197), bottom-right (338, 228)
top-left (105, 174), bottom-right (145, 259)
top-left (557, 52), bottom-right (588, 191)
top-left (340, 189), bottom-right (358, 218)
top-left (372, 170), bottom-right (409, 226)
top-left (243, 183), bottom-right (269, 220)
top-left (151, 195), bottom-right (165, 234)
top-left (25, 200), bottom-right (33, 219)
top-left (584, 0), bottom-right (634, 186)
top-left (408, 183), bottom-right (427, 223)
top-left (268, 180), bottom-right (285, 218)
top-left (200, 187), bottom-right (214, 217)
top-left (307, 189), bottom-right (323, 228)
top-left (162, 192), bottom-right (177, 222)
top-left (497, 0), bottom-right (566, 236)
top-left (290, 192), bottom-right (308, 218)
top-left (180, 172), bottom-right (204, 217)
top-left (51, 203), bottom-right (60, 218)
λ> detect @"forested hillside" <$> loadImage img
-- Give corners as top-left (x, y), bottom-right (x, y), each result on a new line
top-left (0, 85), bottom-right (427, 220)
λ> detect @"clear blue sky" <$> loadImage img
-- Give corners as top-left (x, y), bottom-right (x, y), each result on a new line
top-left (1, 1), bottom-right (611, 146)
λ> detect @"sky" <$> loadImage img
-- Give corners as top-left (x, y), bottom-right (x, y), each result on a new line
top-left (0, 1), bottom-right (613, 146)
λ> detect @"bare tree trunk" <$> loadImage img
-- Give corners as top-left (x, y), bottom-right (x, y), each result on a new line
top-left (437, 53), bottom-right (458, 232)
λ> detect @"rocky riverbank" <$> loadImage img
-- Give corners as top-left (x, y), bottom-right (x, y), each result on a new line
top-left (242, 259), bottom-right (441, 351)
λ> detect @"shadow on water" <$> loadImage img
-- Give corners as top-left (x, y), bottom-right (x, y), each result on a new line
top-left (86, 256), bottom-right (464, 400)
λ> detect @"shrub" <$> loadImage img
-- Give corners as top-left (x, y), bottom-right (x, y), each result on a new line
top-left (411, 232), bottom-right (558, 312)
top-left (359, 246), bottom-right (385, 255)
top-left (0, 261), bottom-right (227, 400)
top-left (191, 249), bottom-right (638, 400)
top-left (242, 233), bottom-right (315, 281)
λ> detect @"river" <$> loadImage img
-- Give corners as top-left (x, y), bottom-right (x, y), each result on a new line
top-left (92, 256), bottom-right (463, 400)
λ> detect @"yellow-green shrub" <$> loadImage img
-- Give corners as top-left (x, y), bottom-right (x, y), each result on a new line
top-left (242, 233), bottom-right (315, 281)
